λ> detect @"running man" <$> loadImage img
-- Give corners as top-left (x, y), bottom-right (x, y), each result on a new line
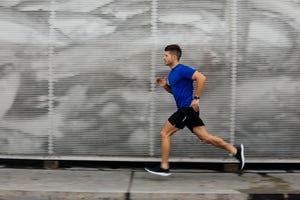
top-left (145, 44), bottom-right (245, 176)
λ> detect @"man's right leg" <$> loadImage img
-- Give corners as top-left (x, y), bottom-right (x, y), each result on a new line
top-left (160, 120), bottom-right (180, 169)
top-left (145, 120), bottom-right (179, 176)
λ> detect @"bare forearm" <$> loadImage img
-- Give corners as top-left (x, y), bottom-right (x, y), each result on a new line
top-left (156, 77), bottom-right (172, 94)
top-left (193, 71), bottom-right (206, 98)
top-left (191, 72), bottom-right (206, 112)
top-left (163, 84), bottom-right (172, 94)
top-left (194, 80), bottom-right (205, 97)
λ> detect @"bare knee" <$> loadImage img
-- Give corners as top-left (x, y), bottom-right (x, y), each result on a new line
top-left (199, 135), bottom-right (212, 144)
top-left (160, 130), bottom-right (170, 138)
top-left (198, 133), bottom-right (227, 148)
top-left (192, 128), bottom-right (212, 143)
top-left (160, 121), bottom-right (179, 139)
top-left (160, 129), bottom-right (176, 139)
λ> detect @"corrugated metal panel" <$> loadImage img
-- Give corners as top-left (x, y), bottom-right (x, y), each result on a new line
top-left (0, 6), bottom-right (50, 154)
top-left (0, 0), bottom-right (299, 161)
top-left (50, 1), bottom-right (153, 156)
top-left (235, 0), bottom-right (300, 158)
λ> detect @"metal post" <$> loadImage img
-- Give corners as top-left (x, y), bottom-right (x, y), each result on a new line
top-left (48, 0), bottom-right (56, 155)
top-left (230, 0), bottom-right (238, 145)
top-left (149, 0), bottom-right (158, 156)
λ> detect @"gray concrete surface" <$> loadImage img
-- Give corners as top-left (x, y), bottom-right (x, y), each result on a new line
top-left (0, 168), bottom-right (300, 200)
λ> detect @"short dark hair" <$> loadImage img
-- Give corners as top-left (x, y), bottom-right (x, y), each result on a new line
top-left (164, 44), bottom-right (182, 60)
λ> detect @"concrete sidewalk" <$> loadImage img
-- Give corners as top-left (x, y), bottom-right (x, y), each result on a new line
top-left (0, 167), bottom-right (300, 200)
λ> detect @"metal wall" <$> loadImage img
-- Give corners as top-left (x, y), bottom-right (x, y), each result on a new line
top-left (0, 0), bottom-right (299, 162)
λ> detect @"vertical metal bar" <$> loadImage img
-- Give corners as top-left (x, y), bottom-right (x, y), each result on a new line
top-left (230, 0), bottom-right (238, 145)
top-left (149, 0), bottom-right (158, 156)
top-left (48, 0), bottom-right (56, 155)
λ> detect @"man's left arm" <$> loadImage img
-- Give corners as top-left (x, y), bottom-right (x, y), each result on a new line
top-left (191, 71), bottom-right (206, 112)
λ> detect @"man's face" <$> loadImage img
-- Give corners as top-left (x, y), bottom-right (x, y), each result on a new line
top-left (163, 51), bottom-right (177, 66)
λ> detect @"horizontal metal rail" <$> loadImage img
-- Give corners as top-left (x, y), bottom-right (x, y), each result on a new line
top-left (0, 155), bottom-right (299, 163)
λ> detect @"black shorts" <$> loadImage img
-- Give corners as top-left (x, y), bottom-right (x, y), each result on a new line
top-left (168, 107), bottom-right (205, 132)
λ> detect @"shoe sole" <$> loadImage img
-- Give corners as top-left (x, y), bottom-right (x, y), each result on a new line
top-left (144, 168), bottom-right (171, 176)
top-left (240, 144), bottom-right (245, 170)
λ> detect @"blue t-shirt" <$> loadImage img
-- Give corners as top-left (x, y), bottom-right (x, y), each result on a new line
top-left (168, 64), bottom-right (196, 109)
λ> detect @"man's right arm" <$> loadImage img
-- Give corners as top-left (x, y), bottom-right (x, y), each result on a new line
top-left (162, 84), bottom-right (172, 93)
top-left (156, 77), bottom-right (172, 94)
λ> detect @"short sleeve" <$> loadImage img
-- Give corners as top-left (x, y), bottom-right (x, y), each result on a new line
top-left (180, 65), bottom-right (196, 79)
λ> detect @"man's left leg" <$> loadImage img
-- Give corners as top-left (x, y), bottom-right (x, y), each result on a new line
top-left (192, 126), bottom-right (245, 170)
top-left (192, 126), bottom-right (236, 154)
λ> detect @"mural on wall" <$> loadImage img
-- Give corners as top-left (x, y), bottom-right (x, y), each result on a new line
top-left (0, 0), bottom-right (299, 159)
top-left (235, 0), bottom-right (300, 157)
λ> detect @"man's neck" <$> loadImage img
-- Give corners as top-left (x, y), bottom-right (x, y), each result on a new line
top-left (169, 61), bottom-right (179, 69)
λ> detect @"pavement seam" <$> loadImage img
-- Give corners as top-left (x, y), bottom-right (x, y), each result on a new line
top-left (126, 171), bottom-right (134, 200)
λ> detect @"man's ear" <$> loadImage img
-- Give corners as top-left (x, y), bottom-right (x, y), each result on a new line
top-left (172, 54), bottom-right (178, 61)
